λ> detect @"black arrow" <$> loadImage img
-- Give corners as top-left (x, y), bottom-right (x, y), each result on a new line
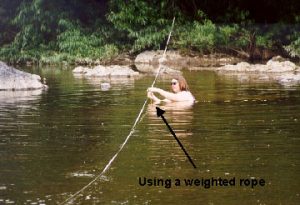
top-left (156, 107), bottom-right (197, 169)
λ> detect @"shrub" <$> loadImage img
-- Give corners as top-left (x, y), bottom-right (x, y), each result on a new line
top-left (176, 20), bottom-right (217, 52)
top-left (284, 36), bottom-right (300, 58)
top-left (57, 19), bottom-right (119, 61)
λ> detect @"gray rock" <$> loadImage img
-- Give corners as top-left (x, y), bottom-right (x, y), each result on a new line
top-left (0, 61), bottom-right (46, 90)
top-left (216, 56), bottom-right (300, 85)
top-left (135, 64), bottom-right (181, 75)
top-left (218, 57), bottom-right (299, 73)
top-left (266, 59), bottom-right (297, 72)
top-left (135, 51), bottom-right (163, 64)
top-left (100, 83), bottom-right (111, 91)
top-left (271, 55), bottom-right (287, 62)
top-left (78, 76), bottom-right (137, 90)
top-left (73, 65), bottom-right (139, 77)
top-left (72, 66), bottom-right (90, 74)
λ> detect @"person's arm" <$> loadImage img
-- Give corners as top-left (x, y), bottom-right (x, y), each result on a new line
top-left (148, 87), bottom-right (183, 102)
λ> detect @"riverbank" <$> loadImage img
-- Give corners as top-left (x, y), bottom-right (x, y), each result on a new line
top-left (72, 51), bottom-right (300, 85)
top-left (1, 50), bottom-right (300, 91)
top-left (1, 1), bottom-right (299, 70)
top-left (1, 46), bottom-right (298, 67)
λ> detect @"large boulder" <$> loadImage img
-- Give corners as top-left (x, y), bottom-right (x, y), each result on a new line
top-left (266, 57), bottom-right (297, 72)
top-left (0, 61), bottom-right (46, 90)
top-left (134, 64), bottom-right (181, 75)
top-left (73, 65), bottom-right (139, 77)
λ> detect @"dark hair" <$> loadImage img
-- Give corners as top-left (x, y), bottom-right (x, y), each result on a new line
top-left (173, 75), bottom-right (189, 91)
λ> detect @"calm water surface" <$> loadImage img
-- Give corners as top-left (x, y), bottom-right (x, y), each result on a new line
top-left (0, 66), bottom-right (299, 204)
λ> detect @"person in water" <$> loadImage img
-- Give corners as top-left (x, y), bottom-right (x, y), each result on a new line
top-left (147, 75), bottom-right (195, 104)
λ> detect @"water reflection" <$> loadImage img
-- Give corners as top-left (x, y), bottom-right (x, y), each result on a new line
top-left (0, 90), bottom-right (43, 104)
top-left (217, 72), bottom-right (280, 83)
top-left (147, 102), bottom-right (194, 124)
top-left (217, 71), bottom-right (300, 87)
top-left (73, 75), bottom-right (139, 90)
top-left (146, 103), bottom-right (195, 168)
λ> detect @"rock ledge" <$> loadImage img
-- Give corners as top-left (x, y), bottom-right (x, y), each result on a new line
top-left (0, 61), bottom-right (46, 90)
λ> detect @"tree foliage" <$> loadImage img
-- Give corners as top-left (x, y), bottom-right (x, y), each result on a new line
top-left (0, 0), bottom-right (299, 64)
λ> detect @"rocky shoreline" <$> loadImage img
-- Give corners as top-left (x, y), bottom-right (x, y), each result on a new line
top-left (216, 56), bottom-right (300, 85)
top-left (143, 51), bottom-right (300, 85)
top-left (134, 50), bottom-right (242, 68)
top-left (1, 50), bottom-right (300, 92)
top-left (73, 51), bottom-right (300, 85)
top-left (73, 50), bottom-right (244, 76)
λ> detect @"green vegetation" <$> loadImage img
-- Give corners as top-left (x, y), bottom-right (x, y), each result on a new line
top-left (0, 0), bottom-right (299, 64)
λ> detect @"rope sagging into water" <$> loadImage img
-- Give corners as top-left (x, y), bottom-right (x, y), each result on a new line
top-left (60, 17), bottom-right (175, 205)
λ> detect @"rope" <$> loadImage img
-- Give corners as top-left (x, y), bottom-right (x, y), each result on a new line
top-left (60, 17), bottom-right (175, 205)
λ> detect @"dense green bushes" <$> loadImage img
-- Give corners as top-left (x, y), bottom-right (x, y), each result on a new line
top-left (171, 21), bottom-right (281, 59)
top-left (176, 20), bottom-right (217, 52)
top-left (285, 37), bottom-right (300, 58)
top-left (283, 21), bottom-right (300, 58)
top-left (107, 0), bottom-right (174, 52)
top-left (57, 19), bottom-right (118, 61)
top-left (0, 0), bottom-right (299, 64)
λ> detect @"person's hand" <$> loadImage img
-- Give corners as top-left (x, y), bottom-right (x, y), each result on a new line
top-left (147, 91), bottom-right (161, 104)
top-left (147, 91), bottom-right (154, 99)
top-left (147, 87), bottom-right (154, 92)
top-left (147, 87), bottom-right (159, 93)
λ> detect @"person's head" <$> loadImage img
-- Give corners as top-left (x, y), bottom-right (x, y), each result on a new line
top-left (171, 75), bottom-right (189, 93)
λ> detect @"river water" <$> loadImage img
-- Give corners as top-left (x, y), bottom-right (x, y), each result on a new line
top-left (0, 66), bottom-right (299, 204)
